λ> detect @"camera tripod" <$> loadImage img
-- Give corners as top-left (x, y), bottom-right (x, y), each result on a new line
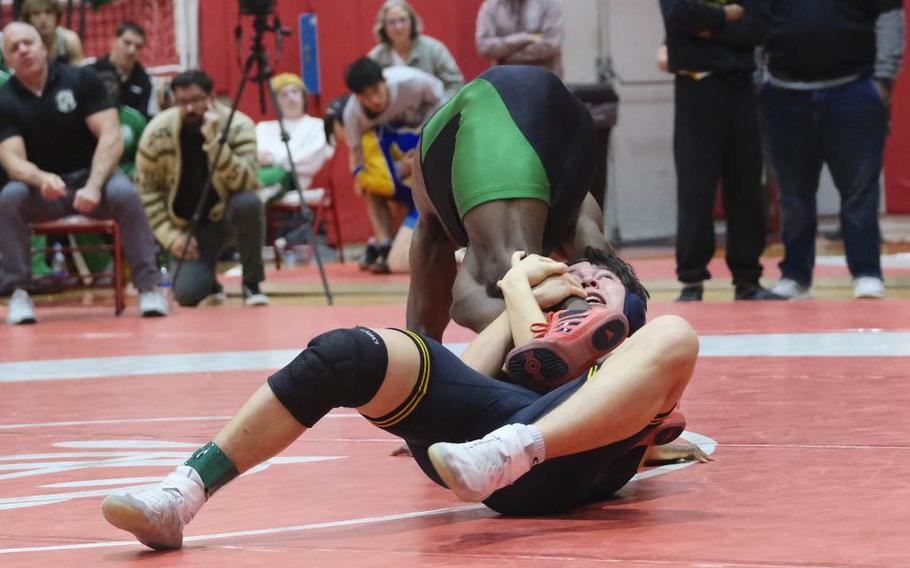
top-left (173, 10), bottom-right (333, 304)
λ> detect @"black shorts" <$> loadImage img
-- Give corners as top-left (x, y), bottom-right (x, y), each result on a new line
top-left (419, 65), bottom-right (595, 249)
top-left (376, 331), bottom-right (654, 516)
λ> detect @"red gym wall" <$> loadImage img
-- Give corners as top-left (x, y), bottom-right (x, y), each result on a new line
top-left (883, 8), bottom-right (910, 213)
top-left (201, 1), bottom-right (910, 244)
top-left (200, 0), bottom-right (487, 242)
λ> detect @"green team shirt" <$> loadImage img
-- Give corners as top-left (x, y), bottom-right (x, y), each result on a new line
top-left (118, 104), bottom-right (147, 178)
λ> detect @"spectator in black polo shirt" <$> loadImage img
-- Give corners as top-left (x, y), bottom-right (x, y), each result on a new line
top-left (92, 21), bottom-right (156, 120)
top-left (0, 22), bottom-right (167, 325)
top-left (659, 0), bottom-right (784, 302)
top-left (762, 1), bottom-right (905, 300)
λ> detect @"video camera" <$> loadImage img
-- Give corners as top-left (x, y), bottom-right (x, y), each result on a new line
top-left (240, 0), bottom-right (274, 16)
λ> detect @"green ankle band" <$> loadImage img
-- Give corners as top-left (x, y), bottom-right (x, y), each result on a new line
top-left (184, 442), bottom-right (239, 496)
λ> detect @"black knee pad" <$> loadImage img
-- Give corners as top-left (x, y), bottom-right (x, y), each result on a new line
top-left (267, 327), bottom-right (388, 427)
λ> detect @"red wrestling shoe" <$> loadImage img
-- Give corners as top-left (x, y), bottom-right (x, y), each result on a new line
top-left (638, 407), bottom-right (686, 447)
top-left (505, 304), bottom-right (629, 393)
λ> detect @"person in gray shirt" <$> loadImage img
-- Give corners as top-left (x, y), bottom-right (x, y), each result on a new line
top-left (342, 57), bottom-right (444, 273)
top-left (368, 0), bottom-right (464, 100)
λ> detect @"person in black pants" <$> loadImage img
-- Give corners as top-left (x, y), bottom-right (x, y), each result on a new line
top-left (659, 0), bottom-right (783, 301)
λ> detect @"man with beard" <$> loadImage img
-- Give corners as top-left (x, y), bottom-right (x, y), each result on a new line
top-left (136, 70), bottom-right (267, 307)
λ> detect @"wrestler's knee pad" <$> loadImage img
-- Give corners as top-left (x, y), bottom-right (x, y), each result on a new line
top-left (267, 327), bottom-right (389, 427)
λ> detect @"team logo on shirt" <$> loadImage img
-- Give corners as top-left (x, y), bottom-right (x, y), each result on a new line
top-left (55, 89), bottom-right (77, 113)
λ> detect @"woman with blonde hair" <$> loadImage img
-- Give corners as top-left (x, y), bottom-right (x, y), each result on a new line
top-left (368, 0), bottom-right (464, 100)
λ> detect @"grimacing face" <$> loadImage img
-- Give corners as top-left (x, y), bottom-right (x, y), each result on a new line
top-left (568, 261), bottom-right (627, 309)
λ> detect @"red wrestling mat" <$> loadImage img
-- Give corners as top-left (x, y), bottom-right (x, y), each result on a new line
top-left (1, 302), bottom-right (909, 566)
top-left (224, 262), bottom-right (412, 285)
top-left (0, 305), bottom-right (428, 363)
top-left (6, 299), bottom-right (908, 364)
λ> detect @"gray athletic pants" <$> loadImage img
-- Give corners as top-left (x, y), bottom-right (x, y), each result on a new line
top-left (0, 168), bottom-right (160, 294)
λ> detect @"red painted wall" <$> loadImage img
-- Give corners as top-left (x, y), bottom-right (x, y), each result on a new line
top-left (201, 0), bottom-right (487, 242)
top-left (883, 8), bottom-right (910, 213)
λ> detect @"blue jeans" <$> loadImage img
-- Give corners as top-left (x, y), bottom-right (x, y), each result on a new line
top-left (759, 78), bottom-right (887, 286)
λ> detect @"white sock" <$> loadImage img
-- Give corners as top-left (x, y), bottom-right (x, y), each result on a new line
top-left (173, 465), bottom-right (204, 487)
top-left (512, 424), bottom-right (546, 467)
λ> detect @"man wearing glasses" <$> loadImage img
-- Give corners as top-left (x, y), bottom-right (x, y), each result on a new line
top-left (136, 69), bottom-right (268, 308)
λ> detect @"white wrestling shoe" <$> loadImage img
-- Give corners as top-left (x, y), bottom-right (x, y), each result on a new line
top-left (427, 423), bottom-right (544, 503)
top-left (101, 466), bottom-right (206, 550)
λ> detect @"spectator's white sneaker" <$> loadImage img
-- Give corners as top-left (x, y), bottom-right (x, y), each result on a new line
top-left (242, 284), bottom-right (269, 307)
top-left (853, 276), bottom-right (885, 299)
top-left (102, 466), bottom-right (206, 550)
top-left (771, 278), bottom-right (814, 300)
top-left (203, 282), bottom-right (227, 306)
top-left (139, 290), bottom-right (169, 317)
top-left (6, 289), bottom-right (36, 325)
top-left (427, 423), bottom-right (544, 503)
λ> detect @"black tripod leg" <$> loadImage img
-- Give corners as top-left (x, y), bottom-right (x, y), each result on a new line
top-left (259, 54), bottom-right (333, 305)
top-left (172, 49), bottom-right (260, 290)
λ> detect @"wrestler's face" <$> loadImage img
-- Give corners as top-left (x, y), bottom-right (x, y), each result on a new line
top-left (569, 261), bottom-right (626, 308)
top-left (356, 82), bottom-right (389, 115)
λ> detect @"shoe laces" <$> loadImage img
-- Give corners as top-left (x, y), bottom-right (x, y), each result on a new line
top-left (529, 309), bottom-right (591, 339)
top-left (529, 312), bottom-right (557, 338)
top-left (129, 484), bottom-right (185, 516)
top-left (132, 473), bottom-right (201, 524)
top-left (460, 433), bottom-right (518, 487)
